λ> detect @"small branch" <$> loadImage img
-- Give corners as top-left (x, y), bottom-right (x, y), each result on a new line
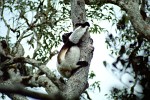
top-left (6, 25), bottom-right (10, 42)
top-left (22, 33), bottom-right (33, 39)
top-left (44, 50), bottom-right (58, 65)
top-left (18, 0), bottom-right (45, 40)
top-left (84, 91), bottom-right (92, 100)
top-left (20, 14), bottom-right (30, 27)
top-left (1, 7), bottom-right (20, 36)
top-left (32, 33), bottom-right (42, 59)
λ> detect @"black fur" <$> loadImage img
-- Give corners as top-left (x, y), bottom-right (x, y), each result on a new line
top-left (75, 22), bottom-right (90, 28)
top-left (71, 61), bottom-right (88, 75)
top-left (62, 32), bottom-right (72, 43)
top-left (76, 61), bottom-right (88, 66)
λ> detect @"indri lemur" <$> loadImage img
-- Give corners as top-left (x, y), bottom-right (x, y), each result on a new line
top-left (57, 22), bottom-right (90, 78)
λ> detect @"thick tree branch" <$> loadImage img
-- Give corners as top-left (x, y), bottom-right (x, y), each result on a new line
top-left (0, 81), bottom-right (55, 100)
top-left (2, 55), bottom-right (64, 87)
top-left (0, 70), bottom-right (62, 100)
top-left (0, 80), bottom-right (25, 100)
top-left (84, 0), bottom-right (150, 40)
top-left (0, 57), bottom-right (57, 81)
top-left (9, 94), bottom-right (28, 100)
top-left (118, 0), bottom-right (150, 40)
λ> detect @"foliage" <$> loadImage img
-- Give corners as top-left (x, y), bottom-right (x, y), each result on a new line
top-left (88, 71), bottom-right (101, 92)
top-left (86, 4), bottom-right (116, 34)
top-left (0, 0), bottom-right (72, 62)
top-left (107, 87), bottom-right (137, 100)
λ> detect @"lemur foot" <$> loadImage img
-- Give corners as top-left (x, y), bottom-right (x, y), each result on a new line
top-left (77, 61), bottom-right (88, 66)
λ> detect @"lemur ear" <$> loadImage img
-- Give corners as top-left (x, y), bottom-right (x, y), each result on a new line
top-left (75, 23), bottom-right (83, 28)
top-left (83, 22), bottom-right (90, 27)
top-left (62, 32), bottom-right (72, 43)
top-left (75, 22), bottom-right (90, 28)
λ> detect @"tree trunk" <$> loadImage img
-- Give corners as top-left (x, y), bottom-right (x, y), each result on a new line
top-left (62, 0), bottom-right (94, 99)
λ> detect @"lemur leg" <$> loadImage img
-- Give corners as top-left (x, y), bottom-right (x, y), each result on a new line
top-left (71, 61), bottom-right (88, 76)
top-left (76, 61), bottom-right (88, 66)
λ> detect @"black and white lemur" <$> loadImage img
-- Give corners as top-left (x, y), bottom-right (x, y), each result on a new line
top-left (57, 22), bottom-right (90, 78)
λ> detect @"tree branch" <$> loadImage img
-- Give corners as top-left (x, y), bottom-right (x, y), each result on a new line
top-left (0, 55), bottom-right (64, 88)
top-left (84, 0), bottom-right (150, 40)
top-left (118, 0), bottom-right (150, 40)
top-left (0, 69), bottom-right (63, 100)
top-left (0, 82), bottom-right (56, 100)
top-left (0, 57), bottom-right (57, 80)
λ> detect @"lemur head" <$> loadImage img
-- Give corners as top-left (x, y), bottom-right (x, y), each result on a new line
top-left (62, 22), bottom-right (90, 44)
